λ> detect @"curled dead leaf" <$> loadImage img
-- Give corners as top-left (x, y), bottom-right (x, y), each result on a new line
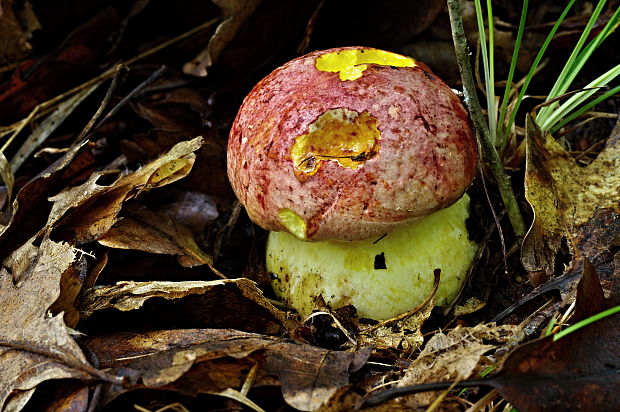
top-left (490, 260), bottom-right (620, 412)
top-left (98, 202), bottom-right (212, 267)
top-left (523, 116), bottom-right (620, 285)
top-left (182, 0), bottom-right (262, 77)
top-left (0, 139), bottom-right (93, 260)
top-left (48, 137), bottom-right (203, 244)
top-left (0, 0), bottom-right (39, 64)
top-left (84, 328), bottom-right (371, 411)
top-left (79, 278), bottom-right (296, 334)
top-left (0, 237), bottom-right (117, 411)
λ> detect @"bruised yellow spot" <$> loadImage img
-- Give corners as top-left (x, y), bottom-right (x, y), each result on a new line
top-left (315, 48), bottom-right (416, 81)
top-left (291, 108), bottom-right (380, 177)
top-left (279, 208), bottom-right (307, 240)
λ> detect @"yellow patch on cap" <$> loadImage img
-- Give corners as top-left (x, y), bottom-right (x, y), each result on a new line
top-left (291, 108), bottom-right (380, 177)
top-left (315, 48), bottom-right (416, 81)
top-left (278, 208), bottom-right (308, 240)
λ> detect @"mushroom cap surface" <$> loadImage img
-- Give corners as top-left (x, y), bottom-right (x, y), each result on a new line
top-left (227, 47), bottom-right (477, 241)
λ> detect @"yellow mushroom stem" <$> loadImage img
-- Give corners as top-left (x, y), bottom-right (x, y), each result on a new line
top-left (267, 195), bottom-right (477, 320)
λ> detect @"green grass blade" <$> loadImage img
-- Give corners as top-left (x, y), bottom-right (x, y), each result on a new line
top-left (486, 0), bottom-right (497, 145)
top-left (504, 0), bottom-right (576, 140)
top-left (551, 83), bottom-right (620, 133)
top-left (553, 304), bottom-right (620, 342)
top-left (540, 63), bottom-right (620, 131)
top-left (474, 0), bottom-right (496, 144)
top-left (572, 5), bottom-right (620, 72)
top-left (498, 0), bottom-right (529, 144)
top-left (537, 0), bottom-right (608, 123)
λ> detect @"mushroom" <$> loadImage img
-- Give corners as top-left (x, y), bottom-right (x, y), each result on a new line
top-left (227, 47), bottom-right (478, 320)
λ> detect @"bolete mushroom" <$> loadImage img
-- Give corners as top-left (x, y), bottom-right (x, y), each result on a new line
top-left (227, 47), bottom-right (478, 320)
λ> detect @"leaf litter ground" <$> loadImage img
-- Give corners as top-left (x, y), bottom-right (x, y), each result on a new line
top-left (0, 1), bottom-right (619, 411)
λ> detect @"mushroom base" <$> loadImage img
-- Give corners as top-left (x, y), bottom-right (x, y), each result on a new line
top-left (267, 195), bottom-right (477, 320)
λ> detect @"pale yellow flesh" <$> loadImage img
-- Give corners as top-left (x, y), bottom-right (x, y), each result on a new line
top-left (267, 195), bottom-right (477, 320)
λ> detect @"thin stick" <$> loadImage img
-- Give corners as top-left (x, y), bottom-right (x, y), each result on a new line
top-left (447, 0), bottom-right (527, 239)
top-left (92, 65), bottom-right (166, 130)
top-left (75, 64), bottom-right (128, 143)
top-left (363, 379), bottom-right (492, 406)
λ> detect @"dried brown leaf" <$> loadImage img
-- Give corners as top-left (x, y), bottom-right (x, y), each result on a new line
top-left (0, 237), bottom-right (115, 410)
top-left (98, 202), bottom-right (211, 267)
top-left (0, 139), bottom-right (93, 260)
top-left (182, 0), bottom-right (262, 77)
top-left (132, 87), bottom-right (211, 134)
top-left (85, 328), bottom-right (371, 411)
top-left (359, 301), bottom-right (433, 352)
top-left (0, 0), bottom-right (38, 64)
top-left (489, 260), bottom-right (620, 411)
top-left (49, 137), bottom-right (203, 244)
top-left (0, 152), bottom-right (13, 213)
top-left (10, 81), bottom-right (103, 174)
top-left (79, 278), bottom-right (296, 334)
top-left (522, 116), bottom-right (620, 286)
top-left (393, 323), bottom-right (522, 408)
top-left (155, 191), bottom-right (218, 237)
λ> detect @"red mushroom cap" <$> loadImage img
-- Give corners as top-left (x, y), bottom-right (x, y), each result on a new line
top-left (227, 47), bottom-right (477, 241)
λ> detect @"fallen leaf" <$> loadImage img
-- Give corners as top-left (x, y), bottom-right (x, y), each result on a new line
top-left (0, 8), bottom-right (118, 122)
top-left (98, 202), bottom-right (211, 267)
top-left (0, 139), bottom-right (94, 261)
top-left (522, 115), bottom-right (620, 287)
top-left (84, 328), bottom-right (371, 411)
top-left (359, 301), bottom-right (434, 352)
top-left (489, 259), bottom-right (620, 411)
top-left (155, 191), bottom-right (219, 237)
top-left (9, 80), bottom-right (103, 173)
top-left (393, 323), bottom-right (522, 409)
top-left (79, 278), bottom-right (296, 335)
top-left (48, 253), bottom-right (89, 328)
top-left (49, 137), bottom-right (203, 245)
top-left (132, 87), bottom-right (211, 134)
top-left (0, 237), bottom-right (117, 410)
top-left (0, 151), bottom-right (13, 211)
top-left (495, 117), bottom-right (620, 320)
top-left (0, 0), bottom-right (37, 64)
top-left (182, 0), bottom-right (262, 77)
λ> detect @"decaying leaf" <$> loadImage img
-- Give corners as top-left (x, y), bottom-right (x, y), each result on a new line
top-left (98, 202), bottom-right (211, 267)
top-left (79, 278), bottom-right (296, 334)
top-left (84, 328), bottom-right (371, 411)
top-left (0, 0), bottom-right (38, 64)
top-left (48, 137), bottom-right (203, 244)
top-left (522, 116), bottom-right (620, 286)
top-left (132, 87), bottom-right (211, 134)
top-left (182, 0), bottom-right (262, 76)
top-left (9, 81), bottom-right (103, 174)
top-left (359, 301), bottom-right (434, 352)
top-left (0, 237), bottom-right (117, 411)
top-left (0, 139), bottom-right (94, 261)
top-left (0, 152), bottom-right (13, 214)
top-left (393, 323), bottom-right (522, 409)
top-left (155, 191), bottom-right (219, 237)
top-left (48, 253), bottom-right (88, 328)
top-left (489, 260), bottom-right (620, 411)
